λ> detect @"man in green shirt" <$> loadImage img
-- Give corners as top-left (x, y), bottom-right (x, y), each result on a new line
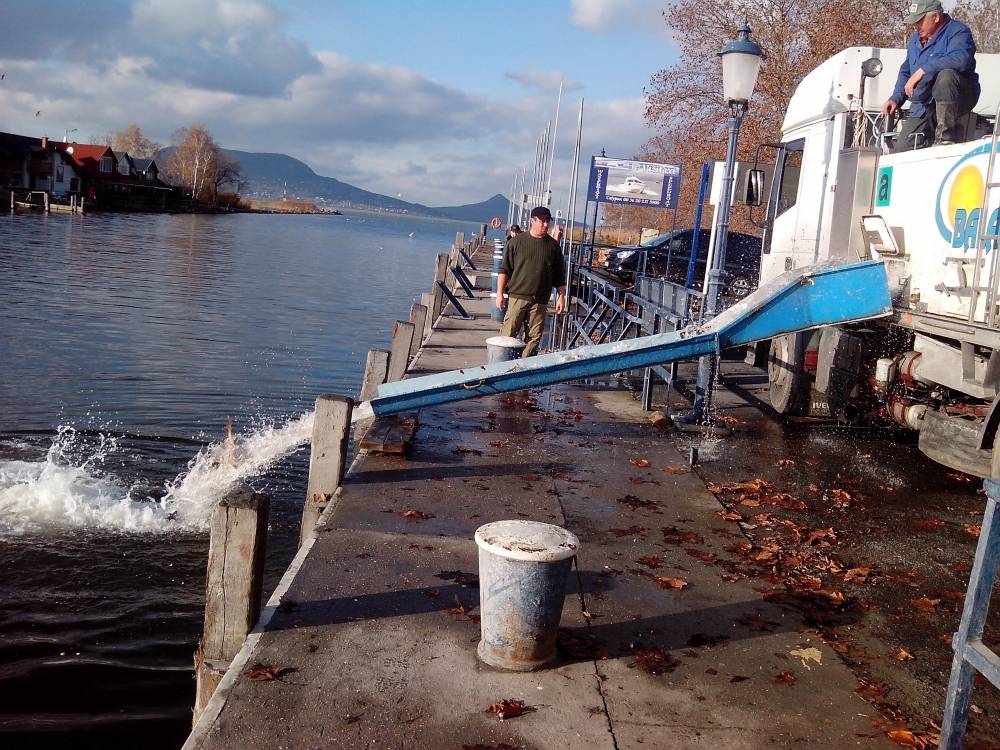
top-left (496, 206), bottom-right (567, 357)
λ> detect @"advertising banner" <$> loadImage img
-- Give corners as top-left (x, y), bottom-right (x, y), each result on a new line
top-left (587, 157), bottom-right (681, 208)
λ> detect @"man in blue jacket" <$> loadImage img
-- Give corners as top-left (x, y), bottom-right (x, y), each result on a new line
top-left (881, 0), bottom-right (979, 150)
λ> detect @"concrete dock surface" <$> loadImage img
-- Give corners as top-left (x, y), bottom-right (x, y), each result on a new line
top-left (186, 288), bottom-right (910, 749)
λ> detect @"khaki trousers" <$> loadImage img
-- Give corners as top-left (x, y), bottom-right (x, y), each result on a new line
top-left (501, 297), bottom-right (547, 357)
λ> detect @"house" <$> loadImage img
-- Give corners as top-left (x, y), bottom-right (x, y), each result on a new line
top-left (0, 132), bottom-right (82, 198)
top-left (131, 157), bottom-right (162, 184)
top-left (55, 141), bottom-right (173, 208)
top-left (114, 151), bottom-right (136, 177)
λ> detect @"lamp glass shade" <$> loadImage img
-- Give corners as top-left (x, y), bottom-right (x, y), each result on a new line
top-left (720, 50), bottom-right (762, 102)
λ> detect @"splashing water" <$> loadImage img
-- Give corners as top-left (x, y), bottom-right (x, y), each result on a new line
top-left (0, 412), bottom-right (315, 535)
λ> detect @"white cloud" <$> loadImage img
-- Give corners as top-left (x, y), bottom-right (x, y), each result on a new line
top-left (569, 0), bottom-right (665, 32)
top-left (0, 0), bottom-right (655, 206)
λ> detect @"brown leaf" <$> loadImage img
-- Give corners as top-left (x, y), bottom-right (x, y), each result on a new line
top-left (963, 523), bottom-right (981, 538)
top-left (628, 458), bottom-right (651, 468)
top-left (627, 476), bottom-right (661, 485)
top-left (630, 646), bottom-right (679, 675)
top-left (717, 510), bottom-right (743, 521)
top-left (446, 596), bottom-right (469, 616)
top-left (705, 667), bottom-right (718, 675)
top-left (485, 699), bottom-right (527, 721)
top-left (945, 471), bottom-right (972, 482)
top-left (774, 671), bottom-right (796, 685)
top-left (894, 648), bottom-right (915, 661)
top-left (886, 729), bottom-right (938, 748)
top-left (244, 663), bottom-right (291, 682)
top-left (655, 576), bottom-right (689, 590)
top-left (844, 566), bottom-right (873, 583)
top-left (637, 555), bottom-right (665, 569)
top-left (911, 597), bottom-right (941, 612)
top-left (686, 548), bottom-right (718, 563)
top-left (397, 509), bottom-right (435, 521)
top-left (661, 465), bottom-right (689, 474)
top-left (776, 458), bottom-right (795, 467)
top-left (434, 570), bottom-right (479, 587)
top-left (662, 526), bottom-right (704, 545)
top-left (518, 474), bottom-right (542, 482)
top-left (911, 518), bottom-right (946, 531)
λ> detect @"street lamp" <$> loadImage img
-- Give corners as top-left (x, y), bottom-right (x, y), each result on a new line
top-left (677, 22), bottom-right (763, 429)
top-left (64, 128), bottom-right (78, 143)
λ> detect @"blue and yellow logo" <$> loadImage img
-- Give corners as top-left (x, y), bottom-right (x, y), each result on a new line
top-left (935, 143), bottom-right (999, 251)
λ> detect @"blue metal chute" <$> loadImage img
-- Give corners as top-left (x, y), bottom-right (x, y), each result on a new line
top-left (367, 260), bottom-right (892, 418)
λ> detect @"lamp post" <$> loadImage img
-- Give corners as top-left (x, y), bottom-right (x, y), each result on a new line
top-left (676, 22), bottom-right (763, 429)
top-left (64, 128), bottom-right (78, 143)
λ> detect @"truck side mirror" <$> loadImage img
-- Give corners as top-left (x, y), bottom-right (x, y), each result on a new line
top-left (744, 169), bottom-right (765, 207)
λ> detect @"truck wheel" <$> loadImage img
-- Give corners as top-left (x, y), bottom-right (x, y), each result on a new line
top-left (768, 333), bottom-right (810, 415)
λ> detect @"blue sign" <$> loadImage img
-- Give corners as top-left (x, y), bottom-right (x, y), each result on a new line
top-left (587, 157), bottom-right (681, 209)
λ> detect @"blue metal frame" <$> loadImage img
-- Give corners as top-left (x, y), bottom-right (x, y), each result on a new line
top-left (370, 260), bottom-right (891, 416)
top-left (686, 163), bottom-right (711, 289)
top-left (450, 265), bottom-right (476, 299)
top-left (435, 281), bottom-right (472, 320)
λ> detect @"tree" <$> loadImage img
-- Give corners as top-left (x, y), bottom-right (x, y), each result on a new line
top-left (164, 125), bottom-right (224, 203)
top-left (112, 124), bottom-right (162, 158)
top-left (951, 0), bottom-right (1000, 54)
top-left (212, 153), bottom-right (245, 197)
top-left (643, 0), bottom-right (904, 232)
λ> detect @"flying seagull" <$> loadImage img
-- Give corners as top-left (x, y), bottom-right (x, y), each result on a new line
top-left (34, 110), bottom-right (41, 117)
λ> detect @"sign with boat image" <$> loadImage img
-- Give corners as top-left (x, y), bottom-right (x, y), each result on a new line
top-left (587, 156), bottom-right (681, 208)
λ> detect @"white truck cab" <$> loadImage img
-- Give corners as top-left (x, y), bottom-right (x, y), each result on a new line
top-left (756, 47), bottom-right (1000, 474)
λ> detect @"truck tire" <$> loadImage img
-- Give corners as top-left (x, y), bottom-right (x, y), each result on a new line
top-left (768, 333), bottom-right (810, 415)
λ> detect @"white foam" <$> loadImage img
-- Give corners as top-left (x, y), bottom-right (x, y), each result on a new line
top-left (0, 412), bottom-right (316, 535)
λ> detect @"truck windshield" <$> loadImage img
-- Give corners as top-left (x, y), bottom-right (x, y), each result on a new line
top-left (776, 139), bottom-right (804, 217)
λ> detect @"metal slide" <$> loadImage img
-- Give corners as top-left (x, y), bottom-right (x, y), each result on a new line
top-left (360, 259), bottom-right (892, 419)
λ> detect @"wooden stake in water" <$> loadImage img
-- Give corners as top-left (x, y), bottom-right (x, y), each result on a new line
top-left (300, 394), bottom-right (353, 546)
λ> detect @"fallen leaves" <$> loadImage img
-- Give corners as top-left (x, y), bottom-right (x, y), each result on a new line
top-left (617, 494), bottom-right (661, 511)
top-left (637, 555), bottom-right (665, 569)
top-left (628, 458), bottom-right (651, 468)
top-left (662, 526), bottom-right (704, 545)
top-left (962, 523), bottom-right (981, 538)
top-left (434, 570), bottom-right (479, 587)
top-left (485, 699), bottom-right (528, 721)
top-left (627, 476), bottom-right (661, 485)
top-left (945, 471), bottom-right (972, 482)
top-left (886, 729), bottom-right (940, 748)
top-left (910, 518), bottom-right (945, 531)
top-left (717, 510), bottom-right (743, 521)
top-left (661, 465), bottom-right (689, 475)
top-left (774, 671), bottom-right (796, 685)
top-left (630, 646), bottom-right (680, 675)
top-left (686, 548), bottom-right (718, 564)
top-left (608, 525), bottom-right (647, 537)
top-left (244, 663), bottom-right (291, 682)
top-left (655, 576), bottom-right (689, 590)
top-left (910, 597), bottom-right (941, 612)
top-left (894, 648), bottom-right (915, 662)
top-left (397, 509), bottom-right (435, 521)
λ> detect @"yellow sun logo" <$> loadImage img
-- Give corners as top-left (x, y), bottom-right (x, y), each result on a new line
top-left (947, 164), bottom-right (985, 232)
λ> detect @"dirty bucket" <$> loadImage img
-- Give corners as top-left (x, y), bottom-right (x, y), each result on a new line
top-left (485, 335), bottom-right (524, 364)
top-left (474, 520), bottom-right (580, 671)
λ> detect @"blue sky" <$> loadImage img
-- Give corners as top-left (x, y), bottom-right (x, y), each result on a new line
top-left (0, 0), bottom-right (678, 206)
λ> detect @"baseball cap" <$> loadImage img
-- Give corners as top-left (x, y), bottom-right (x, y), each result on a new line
top-left (903, 0), bottom-right (942, 23)
top-left (529, 206), bottom-right (552, 221)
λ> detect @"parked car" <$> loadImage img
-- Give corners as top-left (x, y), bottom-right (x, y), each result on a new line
top-left (603, 228), bottom-right (762, 296)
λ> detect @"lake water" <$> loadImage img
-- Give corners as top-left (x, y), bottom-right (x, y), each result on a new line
top-left (0, 210), bottom-right (478, 748)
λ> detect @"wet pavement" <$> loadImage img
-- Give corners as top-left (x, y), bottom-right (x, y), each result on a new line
top-left (185, 276), bottom-right (998, 750)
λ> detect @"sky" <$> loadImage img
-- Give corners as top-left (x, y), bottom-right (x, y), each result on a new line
top-left (0, 0), bottom-right (678, 208)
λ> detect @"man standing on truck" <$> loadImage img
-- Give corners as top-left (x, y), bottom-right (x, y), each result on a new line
top-left (496, 206), bottom-right (566, 357)
top-left (881, 0), bottom-right (980, 150)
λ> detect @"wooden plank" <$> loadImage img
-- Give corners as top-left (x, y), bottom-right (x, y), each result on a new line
top-left (387, 320), bottom-right (415, 382)
top-left (360, 348), bottom-right (390, 402)
top-left (300, 394), bottom-right (353, 546)
top-left (421, 293), bottom-right (435, 340)
top-left (431, 253), bottom-right (450, 321)
top-left (359, 414), bottom-right (418, 454)
top-left (194, 490), bottom-right (270, 724)
top-left (408, 304), bottom-right (428, 360)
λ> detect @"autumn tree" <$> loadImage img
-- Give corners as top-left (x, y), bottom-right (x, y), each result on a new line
top-left (112, 124), bottom-right (162, 158)
top-left (641, 0), bottom-right (905, 232)
top-left (951, 0), bottom-right (1000, 54)
top-left (163, 125), bottom-right (241, 204)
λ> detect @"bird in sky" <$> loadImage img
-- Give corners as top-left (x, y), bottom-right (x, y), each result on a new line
top-left (35, 110), bottom-right (41, 117)
top-left (1, 73), bottom-right (5, 80)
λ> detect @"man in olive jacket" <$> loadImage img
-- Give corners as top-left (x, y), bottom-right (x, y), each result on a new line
top-left (496, 206), bottom-right (566, 357)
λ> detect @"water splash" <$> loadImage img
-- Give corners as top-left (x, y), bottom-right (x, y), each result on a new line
top-left (0, 412), bottom-right (315, 535)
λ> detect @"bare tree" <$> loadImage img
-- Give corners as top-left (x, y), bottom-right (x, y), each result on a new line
top-left (951, 0), bottom-right (1000, 54)
top-left (165, 125), bottom-right (222, 203)
top-left (212, 153), bottom-right (244, 197)
top-left (642, 0), bottom-right (904, 231)
top-left (112, 124), bottom-right (162, 158)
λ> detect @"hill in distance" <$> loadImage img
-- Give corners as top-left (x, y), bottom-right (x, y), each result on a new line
top-left (221, 148), bottom-right (510, 222)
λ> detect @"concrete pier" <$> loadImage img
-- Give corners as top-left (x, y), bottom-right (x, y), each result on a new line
top-left (184, 242), bottom-right (895, 750)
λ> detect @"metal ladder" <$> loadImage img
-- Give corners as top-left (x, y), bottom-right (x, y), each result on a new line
top-left (967, 101), bottom-right (1000, 328)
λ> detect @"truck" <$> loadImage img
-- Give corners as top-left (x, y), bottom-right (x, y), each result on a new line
top-left (750, 46), bottom-right (1000, 477)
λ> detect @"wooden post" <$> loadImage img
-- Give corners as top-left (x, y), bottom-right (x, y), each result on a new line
top-left (194, 490), bottom-right (270, 724)
top-left (387, 321), bottom-right (415, 382)
top-left (431, 253), bottom-right (450, 321)
top-left (408, 303), bottom-right (427, 361)
top-left (300, 395), bottom-right (353, 546)
top-left (421, 292), bottom-right (435, 340)
top-left (360, 349), bottom-right (390, 402)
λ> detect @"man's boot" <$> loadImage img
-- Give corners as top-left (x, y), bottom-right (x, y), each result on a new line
top-left (935, 100), bottom-right (964, 145)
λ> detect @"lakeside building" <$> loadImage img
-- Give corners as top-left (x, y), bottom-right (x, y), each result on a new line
top-left (0, 131), bottom-right (175, 211)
